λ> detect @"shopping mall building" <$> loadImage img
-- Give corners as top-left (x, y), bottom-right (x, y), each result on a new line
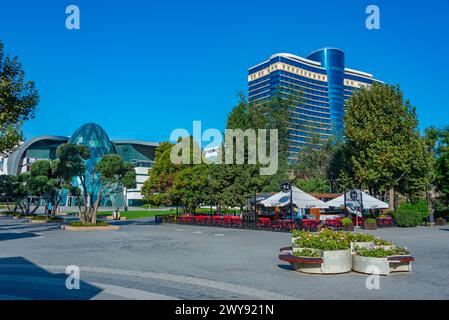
top-left (0, 123), bottom-right (158, 207)
top-left (248, 47), bottom-right (381, 161)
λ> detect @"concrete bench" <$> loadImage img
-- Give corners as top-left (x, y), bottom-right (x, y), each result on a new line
top-left (279, 253), bottom-right (323, 265)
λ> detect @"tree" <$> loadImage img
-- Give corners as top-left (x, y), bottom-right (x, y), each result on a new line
top-left (94, 154), bottom-right (136, 223)
top-left (434, 127), bottom-right (449, 209)
top-left (291, 136), bottom-right (331, 191)
top-left (8, 172), bottom-right (42, 215)
top-left (28, 159), bottom-right (70, 216)
top-left (141, 142), bottom-right (180, 207)
top-left (220, 92), bottom-right (293, 210)
top-left (0, 174), bottom-right (14, 211)
top-left (171, 164), bottom-right (209, 213)
top-left (54, 143), bottom-right (92, 223)
top-left (344, 83), bottom-right (433, 208)
top-left (0, 41), bottom-right (39, 156)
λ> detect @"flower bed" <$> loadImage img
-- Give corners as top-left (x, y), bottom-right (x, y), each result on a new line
top-left (284, 230), bottom-right (412, 276)
top-left (289, 229), bottom-right (351, 274)
top-left (347, 233), bottom-right (375, 254)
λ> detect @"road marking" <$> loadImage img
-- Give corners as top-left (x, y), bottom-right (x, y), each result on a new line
top-left (193, 231), bottom-right (203, 234)
top-left (89, 282), bottom-right (178, 300)
top-left (175, 229), bottom-right (184, 232)
top-left (213, 234), bottom-right (224, 237)
top-left (0, 275), bottom-right (177, 300)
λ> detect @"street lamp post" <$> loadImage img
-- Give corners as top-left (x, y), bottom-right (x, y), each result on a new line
top-left (290, 187), bottom-right (293, 221)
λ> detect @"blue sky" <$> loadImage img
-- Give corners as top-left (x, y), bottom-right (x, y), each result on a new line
top-left (1, 0), bottom-right (448, 143)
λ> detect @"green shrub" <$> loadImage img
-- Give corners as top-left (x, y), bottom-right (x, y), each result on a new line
top-left (293, 229), bottom-right (350, 251)
top-left (341, 218), bottom-right (352, 226)
top-left (393, 202), bottom-right (427, 227)
top-left (373, 238), bottom-right (393, 246)
top-left (355, 246), bottom-right (409, 258)
top-left (398, 201), bottom-right (429, 221)
top-left (365, 218), bottom-right (377, 224)
top-left (347, 232), bottom-right (375, 242)
top-left (30, 215), bottom-right (63, 221)
top-left (293, 248), bottom-right (321, 258)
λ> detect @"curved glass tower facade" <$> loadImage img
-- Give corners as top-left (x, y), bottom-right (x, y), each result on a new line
top-left (248, 48), bottom-right (379, 161)
top-left (307, 48), bottom-right (345, 139)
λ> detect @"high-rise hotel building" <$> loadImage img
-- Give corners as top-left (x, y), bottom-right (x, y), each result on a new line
top-left (248, 48), bottom-right (380, 161)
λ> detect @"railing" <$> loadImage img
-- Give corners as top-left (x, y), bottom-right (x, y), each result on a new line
top-left (156, 213), bottom-right (395, 231)
top-left (157, 214), bottom-right (321, 232)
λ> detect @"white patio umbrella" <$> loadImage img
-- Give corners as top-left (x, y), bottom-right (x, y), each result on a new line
top-left (326, 190), bottom-right (389, 209)
top-left (260, 186), bottom-right (329, 209)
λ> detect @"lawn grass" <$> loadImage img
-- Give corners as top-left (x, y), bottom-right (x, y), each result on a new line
top-left (68, 207), bottom-right (216, 220)
top-left (29, 215), bottom-right (63, 221)
top-left (96, 210), bottom-right (177, 220)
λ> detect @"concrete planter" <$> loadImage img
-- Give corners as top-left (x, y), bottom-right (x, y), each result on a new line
top-left (321, 249), bottom-right (352, 274)
top-left (352, 254), bottom-right (413, 275)
top-left (104, 215), bottom-right (127, 221)
top-left (28, 219), bottom-right (49, 224)
top-left (350, 241), bottom-right (373, 254)
top-left (352, 255), bottom-right (390, 275)
top-left (364, 222), bottom-right (377, 230)
top-left (293, 249), bottom-right (351, 274)
top-left (63, 225), bottom-right (120, 231)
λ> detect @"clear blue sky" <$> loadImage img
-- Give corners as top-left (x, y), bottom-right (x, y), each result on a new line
top-left (1, 0), bottom-right (448, 143)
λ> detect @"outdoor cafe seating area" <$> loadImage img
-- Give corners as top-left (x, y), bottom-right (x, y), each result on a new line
top-left (173, 213), bottom-right (321, 232)
top-left (161, 187), bottom-right (394, 232)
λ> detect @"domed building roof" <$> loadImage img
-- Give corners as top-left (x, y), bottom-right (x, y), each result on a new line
top-left (69, 123), bottom-right (117, 154)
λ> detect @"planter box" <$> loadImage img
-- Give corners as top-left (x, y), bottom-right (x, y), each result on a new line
top-left (291, 249), bottom-right (351, 274)
top-left (436, 219), bottom-right (446, 226)
top-left (29, 219), bottom-right (50, 224)
top-left (321, 249), bottom-right (352, 274)
top-left (104, 215), bottom-right (127, 221)
top-left (364, 222), bottom-right (377, 230)
top-left (29, 219), bottom-right (62, 224)
top-left (350, 241), bottom-right (373, 254)
top-left (352, 254), bottom-right (413, 275)
top-left (63, 225), bottom-right (120, 231)
top-left (341, 224), bottom-right (354, 231)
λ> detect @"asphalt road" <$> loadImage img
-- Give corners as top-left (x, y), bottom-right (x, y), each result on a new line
top-left (0, 216), bottom-right (448, 300)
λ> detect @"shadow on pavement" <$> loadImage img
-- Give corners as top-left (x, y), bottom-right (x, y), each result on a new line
top-left (277, 264), bottom-right (295, 271)
top-left (0, 257), bottom-right (102, 300)
top-left (0, 233), bottom-right (40, 241)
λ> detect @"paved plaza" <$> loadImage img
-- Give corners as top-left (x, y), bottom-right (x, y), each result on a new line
top-left (0, 216), bottom-right (448, 300)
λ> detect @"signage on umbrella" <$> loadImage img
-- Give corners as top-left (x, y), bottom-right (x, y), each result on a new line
top-left (280, 181), bottom-right (291, 193)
